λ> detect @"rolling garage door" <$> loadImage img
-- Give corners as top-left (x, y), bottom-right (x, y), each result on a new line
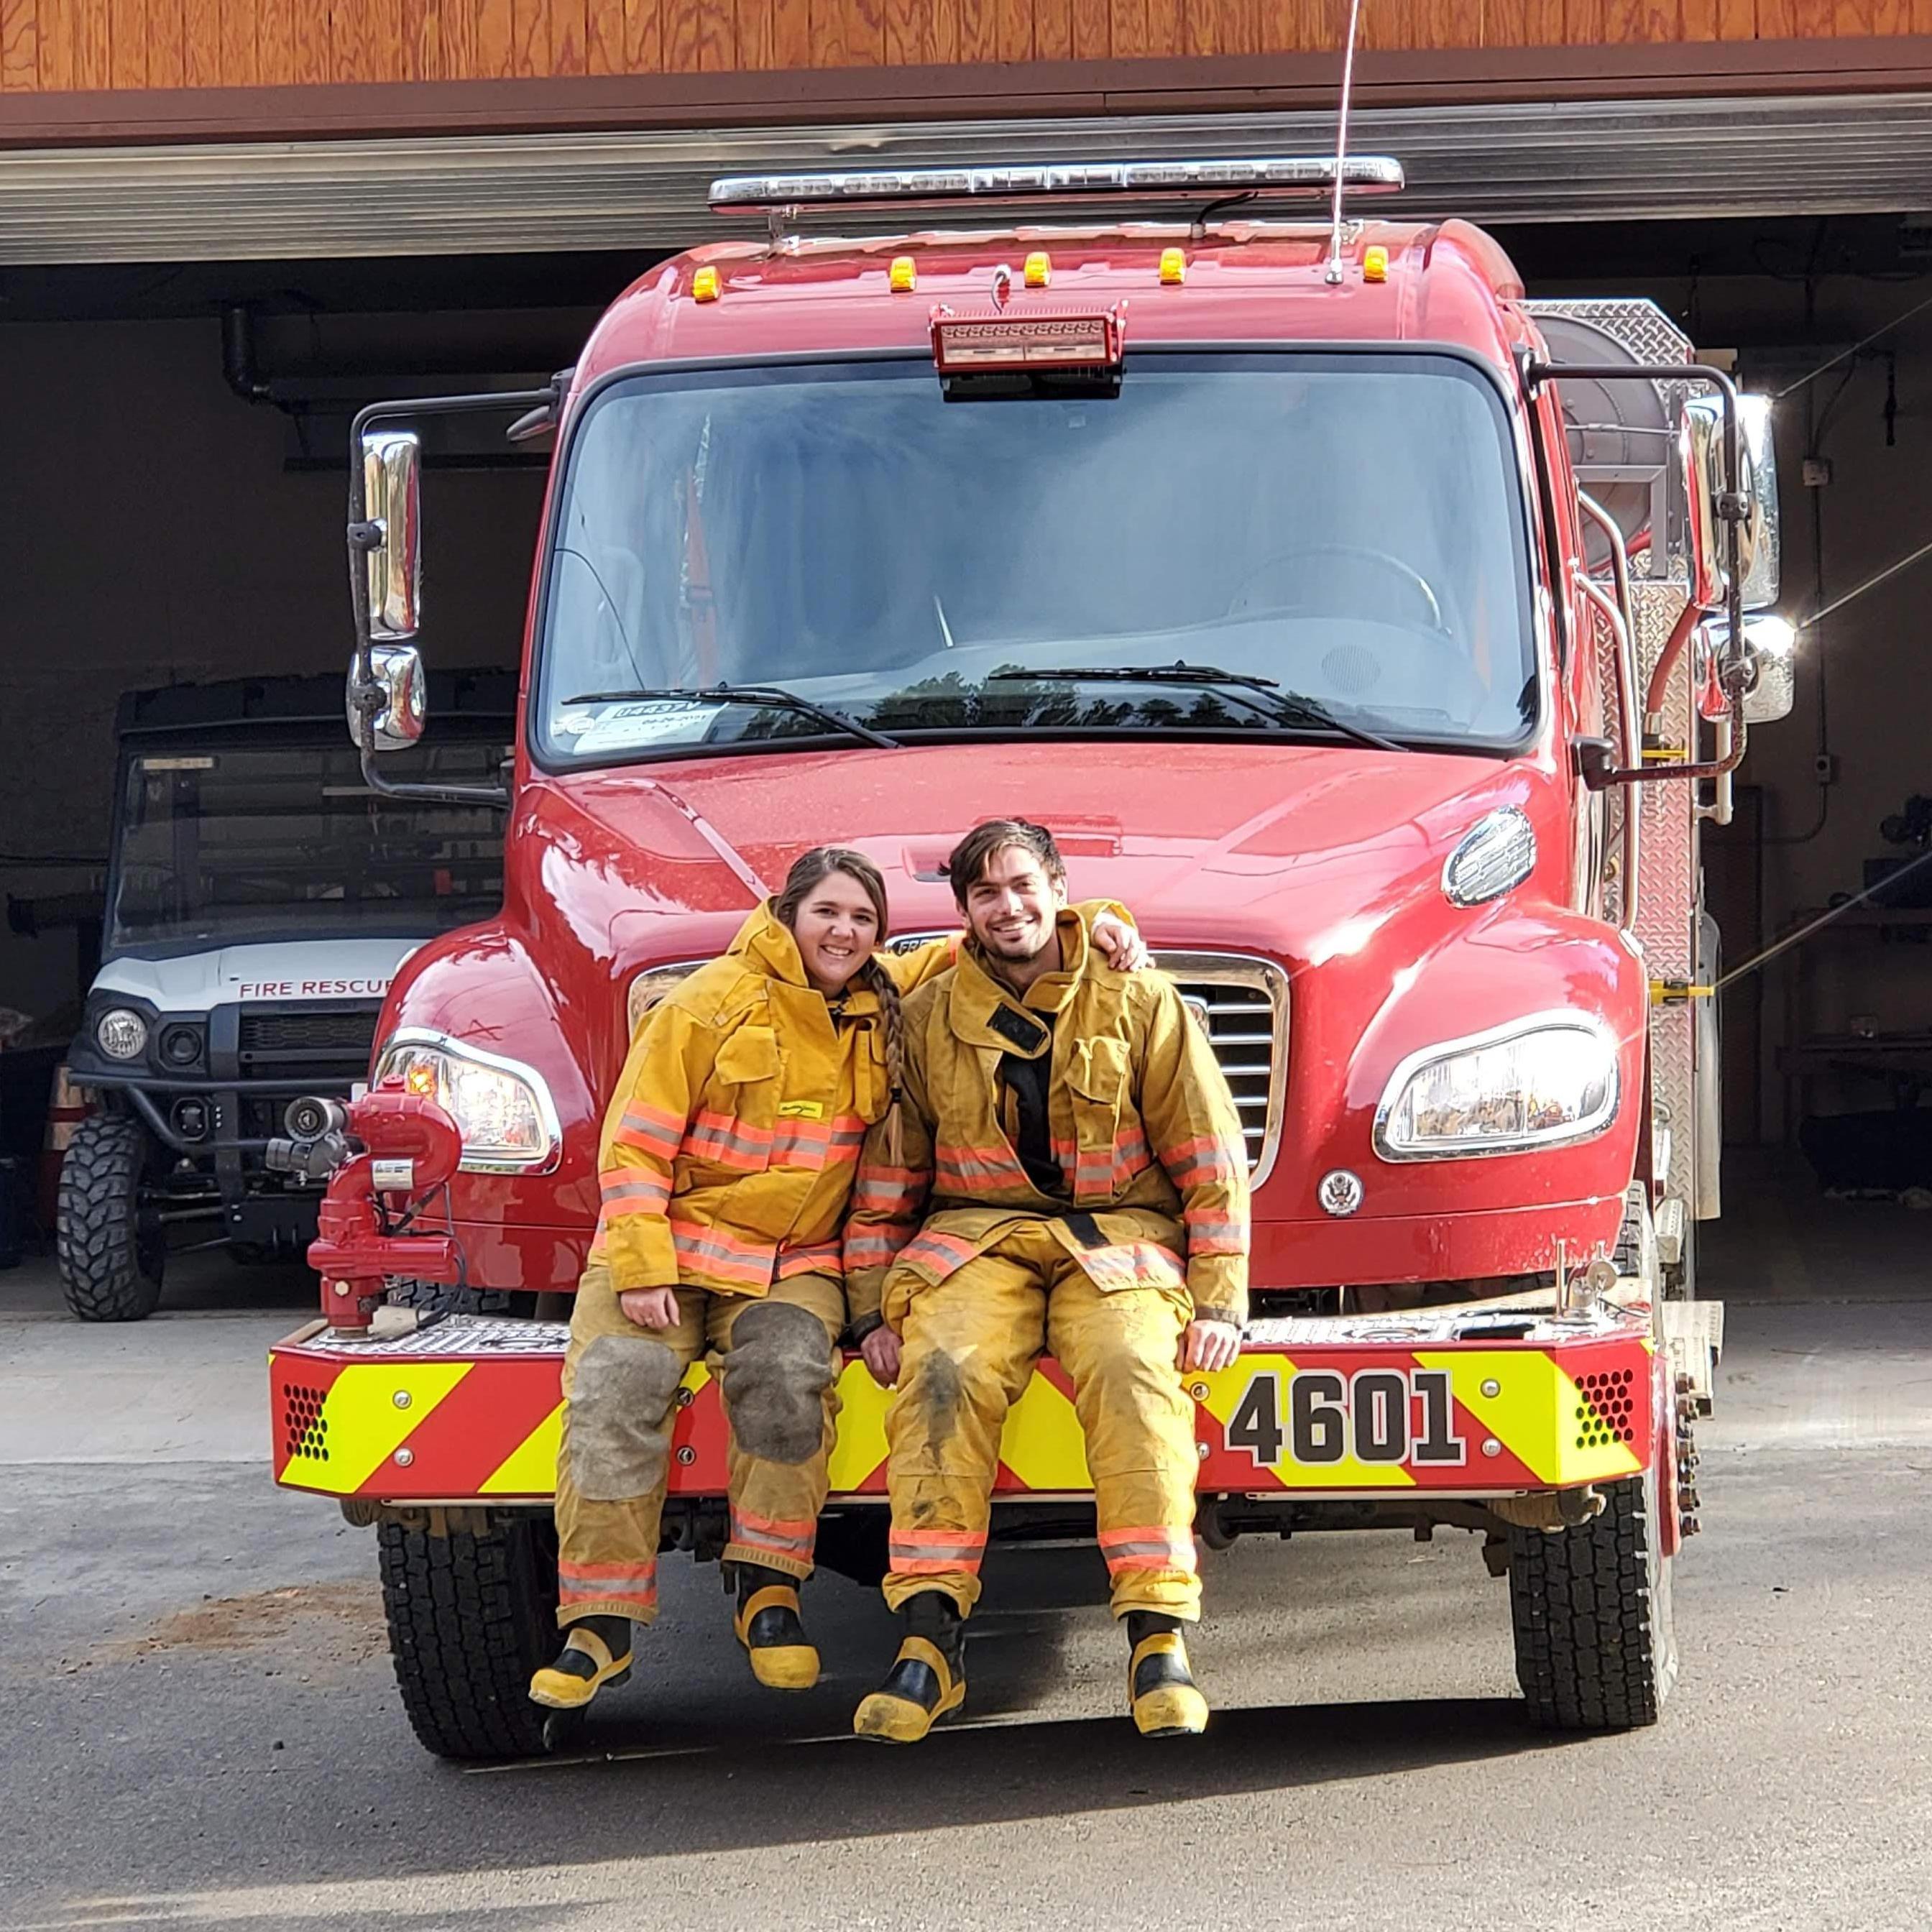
top-left (1, 88), bottom-right (1929, 262)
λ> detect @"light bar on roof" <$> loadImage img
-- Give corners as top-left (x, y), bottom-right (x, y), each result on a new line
top-left (709, 155), bottom-right (1405, 213)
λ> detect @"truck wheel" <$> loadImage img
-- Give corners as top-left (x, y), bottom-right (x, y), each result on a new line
top-left (55, 1113), bottom-right (165, 1322)
top-left (377, 1516), bottom-right (559, 1760)
top-left (1507, 1463), bottom-right (1678, 1731)
top-left (385, 1279), bottom-right (534, 1319)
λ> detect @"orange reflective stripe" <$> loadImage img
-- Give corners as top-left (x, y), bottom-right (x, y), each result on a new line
top-left (1183, 1205), bottom-right (1247, 1255)
top-left (615, 1103), bottom-right (685, 1156)
top-left (688, 1110), bottom-right (775, 1171)
top-left (1081, 1241), bottom-right (1185, 1290)
top-left (558, 1558), bottom-right (659, 1604)
top-left (1162, 1135), bottom-right (1239, 1187)
top-left (903, 1229), bottom-right (980, 1278)
top-left (1097, 1526), bottom-right (1197, 1574)
top-left (845, 1228), bottom-right (910, 1264)
top-left (936, 1142), bottom-right (1029, 1196)
top-left (668, 1218), bottom-right (773, 1287)
top-left (730, 1508), bottom-right (816, 1558)
top-left (888, 1526), bottom-right (987, 1574)
top-left (599, 1169), bottom-right (671, 1216)
top-left (776, 1241), bottom-right (842, 1280)
top-left (854, 1167), bottom-right (925, 1210)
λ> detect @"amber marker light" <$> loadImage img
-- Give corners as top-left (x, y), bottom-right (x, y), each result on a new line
top-left (1159, 247), bottom-right (1187, 286)
top-left (1024, 250), bottom-right (1052, 288)
top-left (692, 266), bottom-right (722, 303)
top-left (1363, 245), bottom-right (1389, 283)
top-left (888, 255), bottom-right (917, 293)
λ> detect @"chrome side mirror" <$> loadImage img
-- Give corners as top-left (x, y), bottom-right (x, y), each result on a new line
top-left (1705, 615), bottom-right (1796, 725)
top-left (1738, 395), bottom-right (1780, 612)
top-left (1679, 397), bottom-right (1729, 612)
top-left (346, 642), bottom-right (427, 750)
top-left (359, 430), bottom-right (422, 641)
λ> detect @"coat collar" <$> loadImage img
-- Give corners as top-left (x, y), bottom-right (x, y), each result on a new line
top-left (951, 908), bottom-right (1090, 1055)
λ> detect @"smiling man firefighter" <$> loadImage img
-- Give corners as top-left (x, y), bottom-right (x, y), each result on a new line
top-left (844, 819), bottom-right (1250, 1742)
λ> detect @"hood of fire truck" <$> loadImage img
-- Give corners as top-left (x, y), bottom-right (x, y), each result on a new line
top-left (442, 737), bottom-right (1645, 1284)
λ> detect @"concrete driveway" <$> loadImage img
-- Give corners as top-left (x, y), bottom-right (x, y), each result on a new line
top-left (1, 1171), bottom-right (1928, 1931)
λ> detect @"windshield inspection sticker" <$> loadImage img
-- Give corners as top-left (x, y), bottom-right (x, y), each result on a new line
top-left (569, 701), bottom-right (724, 755)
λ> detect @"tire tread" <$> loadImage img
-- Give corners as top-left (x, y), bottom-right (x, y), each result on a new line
top-left (55, 1114), bottom-right (163, 1322)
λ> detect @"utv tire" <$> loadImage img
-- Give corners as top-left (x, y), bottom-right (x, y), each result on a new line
top-left (56, 1113), bottom-right (165, 1322)
top-left (1509, 1466), bottom-right (1678, 1731)
top-left (385, 1278), bottom-right (533, 1319)
top-left (378, 1516), bottom-right (561, 1761)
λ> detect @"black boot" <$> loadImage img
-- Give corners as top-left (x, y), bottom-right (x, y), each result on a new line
top-left (730, 1562), bottom-right (820, 1691)
top-left (852, 1593), bottom-right (967, 1742)
top-left (528, 1614), bottom-right (633, 1711)
top-left (1126, 1611), bottom-right (1208, 1738)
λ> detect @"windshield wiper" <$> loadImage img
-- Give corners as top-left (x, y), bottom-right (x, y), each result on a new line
top-left (987, 661), bottom-right (1407, 753)
top-left (564, 684), bottom-right (900, 751)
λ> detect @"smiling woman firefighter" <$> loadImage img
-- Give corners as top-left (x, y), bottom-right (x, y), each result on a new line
top-left (530, 846), bottom-right (1147, 1711)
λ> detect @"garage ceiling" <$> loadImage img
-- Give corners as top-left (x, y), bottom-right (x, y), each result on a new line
top-left (2, 91), bottom-right (1929, 264)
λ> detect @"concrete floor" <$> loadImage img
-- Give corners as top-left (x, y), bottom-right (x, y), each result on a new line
top-left (1, 1156), bottom-right (1928, 1931)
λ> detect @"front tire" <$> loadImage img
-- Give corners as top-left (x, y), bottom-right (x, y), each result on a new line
top-left (377, 1516), bottom-right (560, 1760)
top-left (55, 1113), bottom-right (165, 1322)
top-left (1508, 1462), bottom-right (1678, 1731)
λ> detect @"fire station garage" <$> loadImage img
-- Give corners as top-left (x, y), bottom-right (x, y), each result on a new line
top-left (2, 9), bottom-right (1931, 1922)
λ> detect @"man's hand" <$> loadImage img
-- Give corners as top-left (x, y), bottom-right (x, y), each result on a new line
top-left (620, 1287), bottom-right (680, 1330)
top-left (860, 1325), bottom-right (903, 1387)
top-left (1090, 912), bottom-right (1151, 972)
top-left (1179, 1319), bottom-right (1241, 1374)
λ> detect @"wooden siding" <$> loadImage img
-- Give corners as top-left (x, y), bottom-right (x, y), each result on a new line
top-left (4, 0), bottom-right (1929, 91)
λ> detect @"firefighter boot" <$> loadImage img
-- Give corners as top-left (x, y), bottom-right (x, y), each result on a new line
top-left (853, 1592), bottom-right (967, 1743)
top-left (731, 1563), bottom-right (820, 1691)
top-left (528, 1615), bottom-right (634, 1711)
top-left (1126, 1611), bottom-right (1208, 1739)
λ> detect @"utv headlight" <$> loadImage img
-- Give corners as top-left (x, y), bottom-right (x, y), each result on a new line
top-left (1442, 806), bottom-right (1536, 908)
top-left (96, 1008), bottom-right (149, 1061)
top-left (1375, 1016), bottom-right (1619, 1161)
top-left (373, 1030), bottom-right (560, 1173)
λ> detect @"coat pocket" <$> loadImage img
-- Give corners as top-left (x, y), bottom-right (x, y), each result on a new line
top-left (1065, 1036), bottom-right (1131, 1203)
top-left (687, 1026), bottom-right (782, 1175)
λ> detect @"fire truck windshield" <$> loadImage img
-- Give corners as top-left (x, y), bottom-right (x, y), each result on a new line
top-left (536, 350), bottom-right (1537, 765)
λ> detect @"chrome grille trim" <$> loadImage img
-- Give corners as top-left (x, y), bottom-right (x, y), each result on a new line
top-left (1154, 951), bottom-right (1289, 1188)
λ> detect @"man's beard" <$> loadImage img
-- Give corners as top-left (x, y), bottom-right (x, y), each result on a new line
top-left (977, 918), bottom-right (1051, 962)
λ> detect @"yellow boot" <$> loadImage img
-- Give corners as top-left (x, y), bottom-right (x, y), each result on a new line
top-left (854, 1597), bottom-right (967, 1743)
top-left (528, 1619), bottom-right (632, 1711)
top-left (1128, 1616), bottom-right (1208, 1739)
top-left (733, 1575), bottom-right (820, 1692)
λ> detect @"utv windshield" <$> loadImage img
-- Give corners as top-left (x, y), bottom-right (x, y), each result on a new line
top-left (107, 742), bottom-right (505, 954)
top-left (535, 351), bottom-right (1537, 765)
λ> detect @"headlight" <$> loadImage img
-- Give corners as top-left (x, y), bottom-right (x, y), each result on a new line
top-left (372, 1032), bottom-right (560, 1172)
top-left (1375, 1016), bottom-right (1619, 1161)
top-left (1442, 806), bottom-right (1535, 907)
top-left (96, 1008), bottom-right (149, 1061)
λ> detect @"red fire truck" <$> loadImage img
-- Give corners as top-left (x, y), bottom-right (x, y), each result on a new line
top-left (267, 155), bottom-right (1788, 1760)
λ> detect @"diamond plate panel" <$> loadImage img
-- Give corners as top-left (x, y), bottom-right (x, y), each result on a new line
top-left (1523, 298), bottom-right (1693, 369)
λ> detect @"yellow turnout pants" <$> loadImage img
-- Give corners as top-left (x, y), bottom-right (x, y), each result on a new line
top-left (882, 1220), bottom-right (1200, 1622)
top-left (553, 1261), bottom-right (845, 1627)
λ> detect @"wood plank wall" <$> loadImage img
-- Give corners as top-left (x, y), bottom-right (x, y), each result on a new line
top-left (3, 0), bottom-right (1928, 92)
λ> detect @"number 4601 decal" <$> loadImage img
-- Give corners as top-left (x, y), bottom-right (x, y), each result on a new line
top-left (1225, 1368), bottom-right (1466, 1468)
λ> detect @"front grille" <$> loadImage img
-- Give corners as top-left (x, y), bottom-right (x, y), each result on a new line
top-left (1161, 955), bottom-right (1289, 1185)
top-left (239, 1008), bottom-right (381, 1058)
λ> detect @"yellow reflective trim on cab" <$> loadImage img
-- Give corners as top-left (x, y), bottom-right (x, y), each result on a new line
top-left (288, 1360), bottom-right (473, 1494)
top-left (827, 1362), bottom-right (892, 1491)
top-left (1413, 1348), bottom-right (1642, 1485)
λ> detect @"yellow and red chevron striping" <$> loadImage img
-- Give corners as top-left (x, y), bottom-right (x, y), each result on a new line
top-left (271, 1329), bottom-right (1657, 1504)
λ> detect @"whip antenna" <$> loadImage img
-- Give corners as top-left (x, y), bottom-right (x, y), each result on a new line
top-left (1325, 0), bottom-right (1367, 286)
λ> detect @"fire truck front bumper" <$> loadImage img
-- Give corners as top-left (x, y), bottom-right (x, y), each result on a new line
top-left (270, 1305), bottom-right (1667, 1507)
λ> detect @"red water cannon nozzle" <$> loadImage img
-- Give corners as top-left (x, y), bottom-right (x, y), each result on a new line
top-left (293, 1087), bottom-right (466, 1334)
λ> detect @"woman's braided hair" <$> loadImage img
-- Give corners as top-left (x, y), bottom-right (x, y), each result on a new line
top-left (773, 846), bottom-right (905, 1159)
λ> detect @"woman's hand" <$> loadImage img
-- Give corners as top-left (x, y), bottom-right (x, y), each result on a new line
top-left (1179, 1319), bottom-right (1241, 1374)
top-left (860, 1325), bottom-right (903, 1387)
top-left (1090, 912), bottom-right (1151, 972)
top-left (620, 1287), bottom-right (681, 1330)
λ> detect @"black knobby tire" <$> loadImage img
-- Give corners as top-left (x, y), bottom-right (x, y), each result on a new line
top-left (55, 1113), bottom-right (165, 1322)
top-left (386, 1278), bottom-right (534, 1319)
top-left (377, 1517), bottom-right (561, 1760)
top-left (1508, 1468), bottom-right (1678, 1731)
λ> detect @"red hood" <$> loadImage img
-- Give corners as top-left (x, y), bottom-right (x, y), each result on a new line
top-left (520, 738), bottom-right (1562, 962)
